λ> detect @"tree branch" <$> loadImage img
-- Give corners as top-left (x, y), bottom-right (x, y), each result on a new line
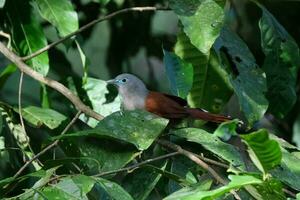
top-left (157, 139), bottom-right (241, 200)
top-left (22, 6), bottom-right (169, 61)
top-left (0, 42), bottom-right (103, 121)
top-left (13, 111), bottom-right (82, 179)
top-left (94, 152), bottom-right (179, 177)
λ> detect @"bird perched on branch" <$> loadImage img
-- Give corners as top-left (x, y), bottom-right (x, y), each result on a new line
top-left (107, 73), bottom-right (231, 123)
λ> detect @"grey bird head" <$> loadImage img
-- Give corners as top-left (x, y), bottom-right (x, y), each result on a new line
top-left (106, 73), bottom-right (149, 110)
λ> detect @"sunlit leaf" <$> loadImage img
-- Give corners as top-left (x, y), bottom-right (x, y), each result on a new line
top-left (164, 175), bottom-right (262, 200)
top-left (213, 119), bottom-right (239, 141)
top-left (80, 77), bottom-right (121, 127)
top-left (54, 110), bottom-right (169, 150)
top-left (175, 26), bottom-right (232, 112)
top-left (5, 0), bottom-right (49, 75)
top-left (173, 0), bottom-right (224, 55)
top-left (0, 0), bottom-right (5, 8)
top-left (163, 49), bottom-right (193, 98)
top-left (18, 106), bottom-right (67, 129)
top-left (241, 129), bottom-right (282, 175)
top-left (35, 0), bottom-right (79, 37)
top-left (172, 128), bottom-right (245, 169)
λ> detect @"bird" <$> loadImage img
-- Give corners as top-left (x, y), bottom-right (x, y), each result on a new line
top-left (106, 73), bottom-right (232, 123)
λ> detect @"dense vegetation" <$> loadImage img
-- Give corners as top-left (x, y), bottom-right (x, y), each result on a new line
top-left (0, 0), bottom-right (300, 199)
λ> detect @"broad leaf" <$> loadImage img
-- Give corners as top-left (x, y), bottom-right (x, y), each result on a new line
top-left (173, 0), bottom-right (224, 55)
top-left (163, 49), bottom-right (193, 99)
top-left (18, 106), bottom-right (67, 129)
top-left (80, 77), bottom-right (121, 127)
top-left (0, 64), bottom-right (16, 89)
top-left (271, 150), bottom-right (300, 190)
top-left (241, 129), bottom-right (282, 175)
top-left (172, 128), bottom-right (245, 169)
top-left (55, 110), bottom-right (169, 150)
top-left (35, 0), bottom-right (79, 37)
top-left (75, 138), bottom-right (140, 173)
top-left (164, 175), bottom-right (262, 200)
top-left (123, 161), bottom-right (168, 200)
top-left (259, 6), bottom-right (299, 118)
top-left (175, 27), bottom-right (232, 112)
top-left (5, 0), bottom-right (49, 75)
top-left (95, 177), bottom-right (134, 200)
top-left (215, 27), bottom-right (268, 125)
top-left (213, 119), bottom-right (239, 141)
top-left (254, 179), bottom-right (285, 200)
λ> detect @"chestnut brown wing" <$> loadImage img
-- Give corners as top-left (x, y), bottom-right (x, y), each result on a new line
top-left (145, 91), bottom-right (188, 119)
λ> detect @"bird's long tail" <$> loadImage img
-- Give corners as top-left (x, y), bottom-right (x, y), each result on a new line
top-left (186, 108), bottom-right (231, 123)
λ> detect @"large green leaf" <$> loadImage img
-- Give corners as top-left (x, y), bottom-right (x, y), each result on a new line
top-left (259, 6), bottom-right (299, 118)
top-left (80, 77), bottom-right (121, 127)
top-left (253, 179), bottom-right (285, 200)
top-left (5, 0), bottom-right (49, 76)
top-left (75, 138), bottom-right (140, 173)
top-left (172, 128), bottom-right (245, 169)
top-left (164, 175), bottom-right (262, 200)
top-left (0, 0), bottom-right (5, 8)
top-left (175, 27), bottom-right (232, 112)
top-left (215, 27), bottom-right (268, 125)
top-left (163, 50), bottom-right (193, 99)
top-left (18, 106), bottom-right (67, 129)
top-left (241, 129), bottom-right (282, 175)
top-left (123, 161), bottom-right (168, 200)
top-left (35, 0), bottom-right (79, 37)
top-left (55, 110), bottom-right (169, 150)
top-left (271, 150), bottom-right (300, 190)
top-left (95, 177), bottom-right (134, 200)
top-left (173, 0), bottom-right (224, 55)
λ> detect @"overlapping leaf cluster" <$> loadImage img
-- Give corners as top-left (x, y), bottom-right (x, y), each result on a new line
top-left (0, 0), bottom-right (300, 199)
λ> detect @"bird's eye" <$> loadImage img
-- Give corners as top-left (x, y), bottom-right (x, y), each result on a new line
top-left (121, 79), bottom-right (127, 83)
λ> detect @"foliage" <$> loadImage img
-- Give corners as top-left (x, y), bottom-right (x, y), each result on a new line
top-left (0, 0), bottom-right (300, 199)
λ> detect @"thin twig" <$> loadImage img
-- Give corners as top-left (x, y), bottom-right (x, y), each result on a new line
top-left (13, 111), bottom-right (82, 179)
top-left (22, 6), bottom-right (169, 61)
top-left (156, 139), bottom-right (241, 200)
top-left (94, 152), bottom-right (179, 177)
top-left (0, 42), bottom-right (103, 121)
top-left (282, 188), bottom-right (296, 198)
top-left (18, 72), bottom-right (43, 166)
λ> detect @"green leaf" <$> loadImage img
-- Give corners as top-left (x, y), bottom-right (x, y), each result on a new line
top-left (164, 175), bottom-right (262, 200)
top-left (123, 161), bottom-right (168, 200)
top-left (0, 0), bottom-right (5, 8)
top-left (75, 40), bottom-right (89, 85)
top-left (55, 110), bottom-right (169, 150)
top-left (72, 175), bottom-right (96, 195)
top-left (175, 0), bottom-right (224, 55)
top-left (254, 179), bottom-right (285, 200)
top-left (19, 106), bottom-right (67, 129)
top-left (5, 0), bottom-right (49, 76)
top-left (175, 26), bottom-right (233, 112)
top-left (80, 77), bottom-right (121, 127)
top-left (172, 128), bottom-right (245, 169)
top-left (259, 6), bottom-right (299, 118)
top-left (293, 114), bottom-right (300, 148)
top-left (271, 150), bottom-right (300, 190)
top-left (75, 138), bottom-right (140, 173)
top-left (35, 0), bottom-right (79, 37)
top-left (163, 49), bottom-right (193, 98)
top-left (241, 129), bottom-right (282, 175)
top-left (0, 64), bottom-right (16, 89)
top-left (216, 27), bottom-right (268, 125)
top-left (213, 119), bottom-right (239, 141)
top-left (95, 177), bottom-right (134, 200)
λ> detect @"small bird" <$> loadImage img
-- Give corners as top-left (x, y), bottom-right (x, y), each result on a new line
top-left (107, 73), bottom-right (231, 123)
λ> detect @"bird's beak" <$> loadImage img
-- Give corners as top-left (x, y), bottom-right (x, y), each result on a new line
top-left (106, 79), bottom-right (116, 85)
